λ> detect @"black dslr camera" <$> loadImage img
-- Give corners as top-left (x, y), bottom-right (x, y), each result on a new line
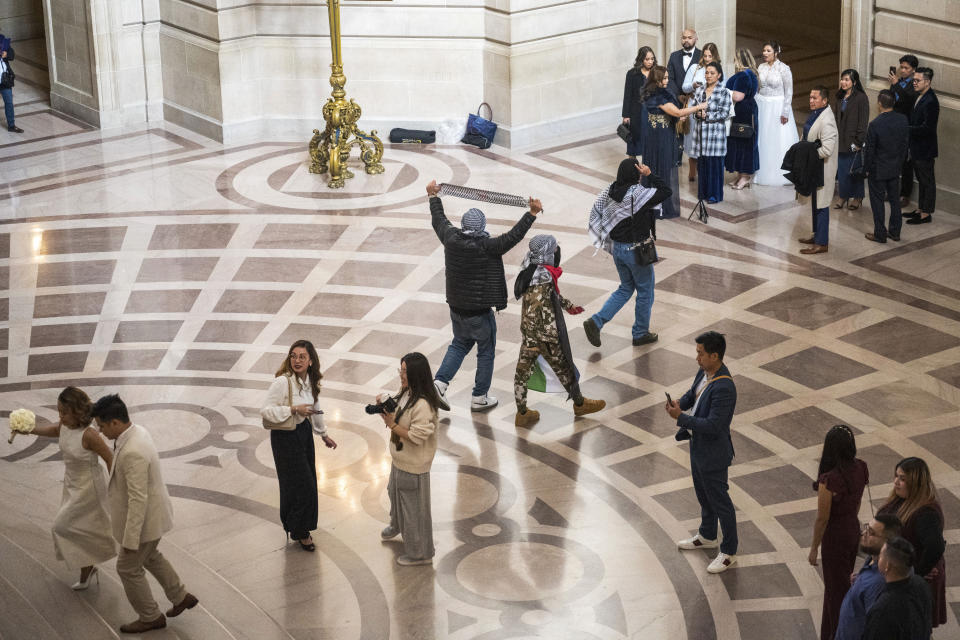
top-left (365, 395), bottom-right (398, 415)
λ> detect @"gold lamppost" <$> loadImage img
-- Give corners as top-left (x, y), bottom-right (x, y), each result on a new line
top-left (308, 0), bottom-right (384, 188)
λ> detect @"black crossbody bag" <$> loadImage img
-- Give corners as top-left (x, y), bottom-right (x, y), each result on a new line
top-left (630, 193), bottom-right (659, 266)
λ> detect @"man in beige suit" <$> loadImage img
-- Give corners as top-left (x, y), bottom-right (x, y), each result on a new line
top-left (92, 394), bottom-right (198, 634)
top-left (798, 85), bottom-right (839, 255)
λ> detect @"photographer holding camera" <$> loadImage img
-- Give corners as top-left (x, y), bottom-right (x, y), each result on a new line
top-left (376, 352), bottom-right (441, 566)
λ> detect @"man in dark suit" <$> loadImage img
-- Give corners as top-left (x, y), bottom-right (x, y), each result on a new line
top-left (887, 54), bottom-right (918, 207)
top-left (666, 29), bottom-right (700, 98)
top-left (666, 331), bottom-right (738, 573)
top-left (865, 90), bottom-right (909, 243)
top-left (904, 67), bottom-right (939, 225)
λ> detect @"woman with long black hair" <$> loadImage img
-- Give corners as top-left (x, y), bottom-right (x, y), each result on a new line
top-left (622, 46), bottom-right (657, 157)
top-left (378, 352), bottom-right (441, 565)
top-left (261, 340), bottom-right (337, 551)
top-left (808, 425), bottom-right (869, 640)
top-left (833, 68), bottom-right (870, 210)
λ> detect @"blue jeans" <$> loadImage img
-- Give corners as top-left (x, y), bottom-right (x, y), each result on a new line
top-left (0, 87), bottom-right (14, 129)
top-left (434, 309), bottom-right (496, 397)
top-left (591, 241), bottom-right (655, 339)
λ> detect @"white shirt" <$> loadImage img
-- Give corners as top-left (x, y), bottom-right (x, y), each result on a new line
top-left (261, 374), bottom-right (327, 435)
top-left (682, 50), bottom-right (695, 71)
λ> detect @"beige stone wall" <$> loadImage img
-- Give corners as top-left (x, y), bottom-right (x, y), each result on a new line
top-left (869, 0), bottom-right (960, 212)
top-left (0, 0), bottom-right (44, 39)
top-left (45, 0), bottom-right (97, 118)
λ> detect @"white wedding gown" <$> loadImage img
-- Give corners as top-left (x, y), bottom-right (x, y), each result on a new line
top-left (52, 426), bottom-right (116, 569)
top-left (755, 60), bottom-right (799, 186)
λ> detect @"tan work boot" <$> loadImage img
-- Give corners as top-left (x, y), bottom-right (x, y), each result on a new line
top-left (514, 409), bottom-right (540, 428)
top-left (573, 398), bottom-right (606, 417)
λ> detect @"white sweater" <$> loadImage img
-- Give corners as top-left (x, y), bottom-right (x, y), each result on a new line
top-left (260, 374), bottom-right (326, 436)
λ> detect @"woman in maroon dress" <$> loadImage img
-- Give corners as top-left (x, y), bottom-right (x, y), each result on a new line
top-left (877, 457), bottom-right (947, 630)
top-left (808, 425), bottom-right (868, 640)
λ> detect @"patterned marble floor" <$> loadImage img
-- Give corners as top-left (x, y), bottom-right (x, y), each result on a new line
top-left (1, 92), bottom-right (959, 640)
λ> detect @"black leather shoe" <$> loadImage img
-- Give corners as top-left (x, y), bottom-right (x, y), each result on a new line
top-left (902, 210), bottom-right (921, 219)
top-left (865, 233), bottom-right (886, 243)
top-left (166, 593), bottom-right (198, 617)
top-left (583, 318), bottom-right (601, 347)
top-left (906, 214), bottom-right (932, 225)
top-left (889, 233), bottom-right (900, 241)
top-left (7, 126), bottom-right (23, 133)
top-left (632, 333), bottom-right (659, 346)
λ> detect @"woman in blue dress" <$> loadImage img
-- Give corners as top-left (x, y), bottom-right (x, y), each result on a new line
top-left (641, 66), bottom-right (707, 218)
top-left (724, 49), bottom-right (760, 190)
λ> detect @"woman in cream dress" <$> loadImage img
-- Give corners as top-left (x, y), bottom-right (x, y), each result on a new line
top-left (29, 387), bottom-right (115, 589)
top-left (754, 41), bottom-right (799, 185)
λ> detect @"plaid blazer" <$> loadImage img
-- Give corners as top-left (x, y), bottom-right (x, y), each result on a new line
top-left (690, 86), bottom-right (732, 157)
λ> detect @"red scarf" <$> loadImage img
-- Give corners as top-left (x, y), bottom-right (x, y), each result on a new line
top-left (544, 265), bottom-right (563, 293)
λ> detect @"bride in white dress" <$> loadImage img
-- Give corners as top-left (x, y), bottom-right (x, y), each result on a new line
top-left (29, 387), bottom-right (116, 589)
top-left (755, 41), bottom-right (799, 185)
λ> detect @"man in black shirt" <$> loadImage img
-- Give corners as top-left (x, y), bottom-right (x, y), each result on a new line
top-left (887, 54), bottom-right (918, 207)
top-left (864, 536), bottom-right (932, 640)
top-left (427, 180), bottom-right (540, 412)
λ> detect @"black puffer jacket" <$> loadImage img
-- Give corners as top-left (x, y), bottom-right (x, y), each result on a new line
top-left (430, 197), bottom-right (535, 311)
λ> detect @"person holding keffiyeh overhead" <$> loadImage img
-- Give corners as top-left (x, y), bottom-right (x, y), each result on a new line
top-left (583, 159), bottom-right (672, 348)
top-left (513, 234), bottom-right (605, 428)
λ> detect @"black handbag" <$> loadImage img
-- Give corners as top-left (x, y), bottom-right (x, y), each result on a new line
top-left (729, 114), bottom-right (754, 139)
top-left (388, 128), bottom-right (435, 144)
top-left (849, 148), bottom-right (866, 180)
top-left (0, 68), bottom-right (14, 90)
top-left (630, 193), bottom-right (659, 266)
top-left (634, 237), bottom-right (659, 266)
top-left (617, 122), bottom-right (631, 142)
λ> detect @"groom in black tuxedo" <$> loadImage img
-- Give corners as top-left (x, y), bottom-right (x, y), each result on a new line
top-left (666, 29), bottom-right (700, 98)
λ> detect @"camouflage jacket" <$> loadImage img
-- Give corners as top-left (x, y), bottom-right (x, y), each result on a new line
top-left (520, 283), bottom-right (574, 343)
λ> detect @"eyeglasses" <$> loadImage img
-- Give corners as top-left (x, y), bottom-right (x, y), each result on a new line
top-left (290, 354), bottom-right (310, 362)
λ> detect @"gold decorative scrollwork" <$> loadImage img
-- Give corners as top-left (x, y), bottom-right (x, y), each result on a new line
top-left (307, 0), bottom-right (385, 188)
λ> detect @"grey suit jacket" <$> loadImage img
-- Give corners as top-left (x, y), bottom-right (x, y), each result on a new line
top-left (108, 424), bottom-right (174, 550)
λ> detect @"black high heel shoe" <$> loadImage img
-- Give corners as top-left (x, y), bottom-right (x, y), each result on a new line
top-left (297, 537), bottom-right (316, 552)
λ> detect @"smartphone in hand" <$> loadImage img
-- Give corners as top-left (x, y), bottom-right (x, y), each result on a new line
top-left (665, 392), bottom-right (673, 405)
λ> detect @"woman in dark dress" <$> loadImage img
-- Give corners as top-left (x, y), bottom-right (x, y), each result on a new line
top-left (261, 340), bottom-right (338, 551)
top-left (641, 66), bottom-right (707, 218)
top-left (725, 48), bottom-right (760, 190)
top-left (808, 425), bottom-right (869, 640)
top-left (622, 46), bottom-right (656, 157)
top-left (832, 69), bottom-right (869, 210)
top-left (877, 457), bottom-right (947, 630)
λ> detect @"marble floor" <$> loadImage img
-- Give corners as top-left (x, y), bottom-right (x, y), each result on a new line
top-left (1, 86), bottom-right (959, 640)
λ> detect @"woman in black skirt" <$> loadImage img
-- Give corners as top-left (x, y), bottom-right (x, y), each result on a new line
top-left (261, 340), bottom-right (337, 551)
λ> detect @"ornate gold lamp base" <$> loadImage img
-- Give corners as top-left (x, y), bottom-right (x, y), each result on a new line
top-left (308, 0), bottom-right (384, 189)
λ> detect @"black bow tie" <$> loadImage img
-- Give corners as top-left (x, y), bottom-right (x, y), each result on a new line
top-left (683, 52), bottom-right (693, 56)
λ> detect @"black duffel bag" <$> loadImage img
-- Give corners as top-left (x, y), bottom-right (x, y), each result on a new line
top-left (389, 128), bottom-right (436, 144)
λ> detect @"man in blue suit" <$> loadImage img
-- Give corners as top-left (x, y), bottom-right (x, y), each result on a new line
top-left (864, 90), bottom-right (909, 243)
top-left (666, 331), bottom-right (738, 573)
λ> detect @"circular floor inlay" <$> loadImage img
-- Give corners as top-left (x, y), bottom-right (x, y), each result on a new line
top-left (223, 430), bottom-right (249, 443)
top-left (456, 542), bottom-right (585, 602)
top-left (472, 523), bottom-right (501, 537)
top-left (431, 470), bottom-right (500, 522)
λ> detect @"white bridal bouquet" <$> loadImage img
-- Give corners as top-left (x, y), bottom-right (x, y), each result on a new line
top-left (8, 408), bottom-right (36, 444)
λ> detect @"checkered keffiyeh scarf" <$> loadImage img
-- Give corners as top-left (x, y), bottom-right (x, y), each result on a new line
top-left (520, 235), bottom-right (557, 287)
top-left (587, 183), bottom-right (659, 255)
top-left (461, 208), bottom-right (489, 237)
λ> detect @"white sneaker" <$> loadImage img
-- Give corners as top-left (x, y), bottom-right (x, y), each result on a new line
top-left (677, 534), bottom-right (719, 550)
top-left (433, 380), bottom-right (450, 411)
top-left (707, 552), bottom-right (737, 573)
top-left (471, 394), bottom-right (498, 412)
